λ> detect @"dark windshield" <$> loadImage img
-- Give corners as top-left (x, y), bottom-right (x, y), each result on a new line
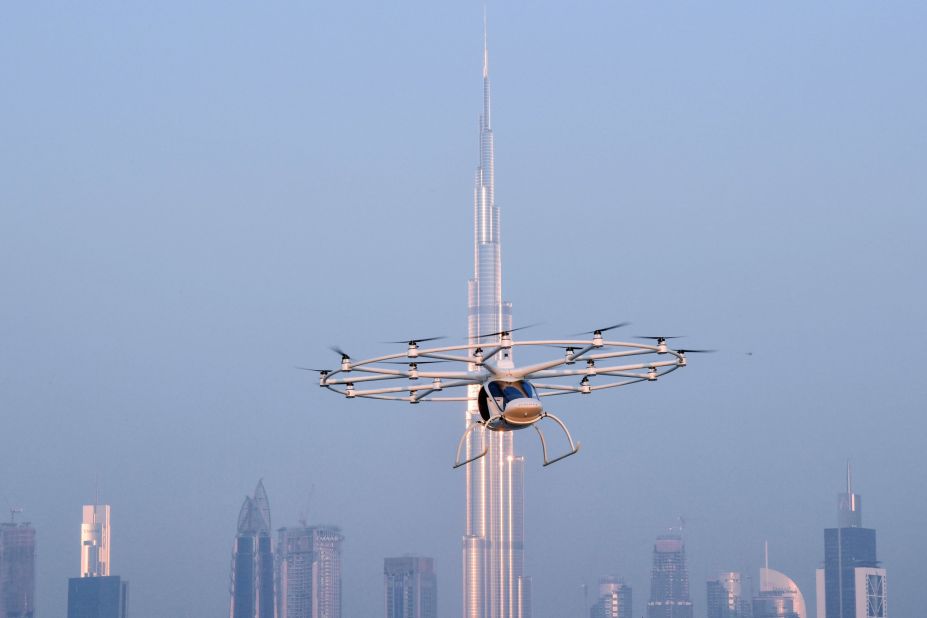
top-left (488, 380), bottom-right (537, 404)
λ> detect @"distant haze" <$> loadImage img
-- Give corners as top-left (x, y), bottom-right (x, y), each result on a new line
top-left (1, 2), bottom-right (925, 618)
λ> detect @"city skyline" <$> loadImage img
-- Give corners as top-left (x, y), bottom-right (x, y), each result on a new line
top-left (1, 2), bottom-right (925, 617)
top-left (0, 468), bottom-right (895, 618)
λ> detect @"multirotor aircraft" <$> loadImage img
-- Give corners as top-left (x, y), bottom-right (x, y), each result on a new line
top-left (313, 324), bottom-right (707, 468)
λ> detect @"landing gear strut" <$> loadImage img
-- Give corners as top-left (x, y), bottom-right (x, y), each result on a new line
top-left (452, 412), bottom-right (581, 468)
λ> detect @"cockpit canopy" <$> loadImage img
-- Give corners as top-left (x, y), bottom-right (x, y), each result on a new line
top-left (478, 380), bottom-right (539, 420)
top-left (487, 380), bottom-right (538, 402)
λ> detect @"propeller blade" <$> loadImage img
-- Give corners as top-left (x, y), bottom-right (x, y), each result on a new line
top-left (329, 345), bottom-right (350, 358)
top-left (636, 335), bottom-right (683, 340)
top-left (295, 366), bottom-right (332, 372)
top-left (570, 322), bottom-right (630, 336)
top-left (476, 323), bottom-right (541, 340)
top-left (383, 335), bottom-right (447, 345)
top-left (676, 349), bottom-right (716, 354)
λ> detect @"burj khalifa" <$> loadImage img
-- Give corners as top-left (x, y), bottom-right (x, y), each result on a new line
top-left (463, 15), bottom-right (531, 618)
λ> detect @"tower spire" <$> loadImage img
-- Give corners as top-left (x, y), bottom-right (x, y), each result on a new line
top-left (481, 4), bottom-right (491, 132)
top-left (762, 540), bottom-right (769, 591)
top-left (837, 462), bottom-right (862, 528)
top-left (482, 4), bottom-right (489, 79)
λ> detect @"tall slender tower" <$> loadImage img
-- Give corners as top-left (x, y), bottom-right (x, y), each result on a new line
top-left (231, 480), bottom-right (276, 618)
top-left (463, 11), bottom-right (527, 618)
top-left (815, 465), bottom-right (886, 618)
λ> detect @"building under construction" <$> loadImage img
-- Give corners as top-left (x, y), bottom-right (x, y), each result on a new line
top-left (0, 515), bottom-right (36, 618)
top-left (647, 533), bottom-right (693, 618)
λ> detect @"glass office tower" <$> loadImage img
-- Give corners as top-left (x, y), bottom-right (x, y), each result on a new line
top-left (67, 576), bottom-right (129, 618)
top-left (384, 556), bottom-right (437, 618)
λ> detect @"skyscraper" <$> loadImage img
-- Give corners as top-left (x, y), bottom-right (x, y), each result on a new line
top-left (462, 13), bottom-right (528, 618)
top-left (277, 525), bottom-right (343, 618)
top-left (81, 504), bottom-right (110, 578)
top-left (0, 518), bottom-right (36, 618)
top-left (590, 577), bottom-right (632, 618)
top-left (815, 467), bottom-right (886, 618)
top-left (707, 572), bottom-right (750, 618)
top-left (753, 546), bottom-right (805, 618)
top-left (68, 503), bottom-right (128, 618)
top-left (231, 480), bottom-right (275, 618)
top-left (67, 576), bottom-right (129, 618)
top-left (646, 533), bottom-right (693, 618)
top-left (384, 556), bottom-right (437, 618)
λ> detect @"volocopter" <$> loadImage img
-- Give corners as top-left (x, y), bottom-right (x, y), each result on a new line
top-left (311, 324), bottom-right (709, 467)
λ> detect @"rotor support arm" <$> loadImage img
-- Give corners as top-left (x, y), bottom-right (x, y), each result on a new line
top-left (335, 378), bottom-right (481, 398)
top-left (526, 359), bottom-right (679, 380)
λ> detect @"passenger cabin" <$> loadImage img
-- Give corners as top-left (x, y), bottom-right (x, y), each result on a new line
top-left (477, 379), bottom-right (540, 422)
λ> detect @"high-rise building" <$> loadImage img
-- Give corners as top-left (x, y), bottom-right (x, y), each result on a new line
top-left (707, 572), bottom-right (750, 618)
top-left (68, 503), bottom-right (128, 618)
top-left (0, 518), bottom-right (36, 618)
top-left (815, 467), bottom-right (886, 618)
top-left (516, 576), bottom-right (531, 618)
top-left (277, 525), bottom-right (343, 618)
top-left (751, 546), bottom-right (805, 618)
top-left (384, 556), bottom-right (437, 618)
top-left (462, 13), bottom-right (528, 618)
top-left (646, 533), bottom-right (693, 618)
top-left (230, 480), bottom-right (275, 618)
top-left (590, 577), bottom-right (632, 618)
top-left (67, 576), bottom-right (129, 618)
top-left (81, 504), bottom-right (110, 578)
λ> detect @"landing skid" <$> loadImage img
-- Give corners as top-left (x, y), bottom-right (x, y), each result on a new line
top-left (534, 412), bottom-right (581, 466)
top-left (453, 421), bottom-right (489, 469)
top-left (452, 412), bottom-right (581, 468)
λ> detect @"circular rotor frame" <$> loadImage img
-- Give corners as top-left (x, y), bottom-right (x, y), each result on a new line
top-left (318, 338), bottom-right (688, 404)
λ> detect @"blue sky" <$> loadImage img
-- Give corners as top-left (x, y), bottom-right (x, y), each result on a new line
top-left (1, 2), bottom-right (925, 617)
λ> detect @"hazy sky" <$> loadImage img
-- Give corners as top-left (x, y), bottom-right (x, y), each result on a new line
top-left (2, 2), bottom-right (925, 617)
